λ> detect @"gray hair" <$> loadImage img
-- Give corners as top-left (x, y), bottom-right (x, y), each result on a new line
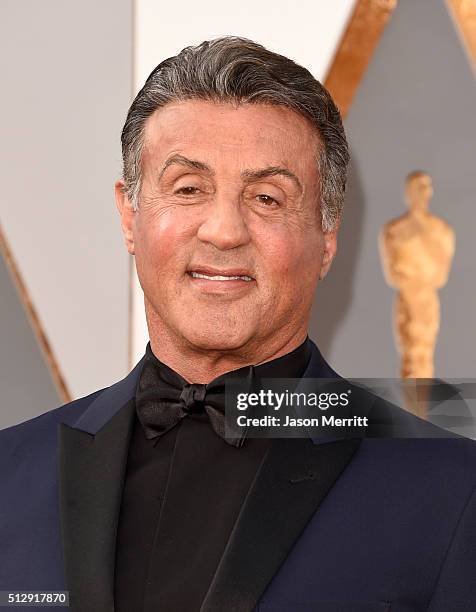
top-left (121, 36), bottom-right (349, 232)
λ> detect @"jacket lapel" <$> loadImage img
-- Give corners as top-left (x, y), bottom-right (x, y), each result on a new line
top-left (58, 357), bottom-right (145, 612)
top-left (201, 341), bottom-right (361, 612)
top-left (201, 436), bottom-right (361, 612)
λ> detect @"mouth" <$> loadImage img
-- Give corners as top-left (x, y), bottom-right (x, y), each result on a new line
top-left (186, 266), bottom-right (256, 293)
top-left (188, 271), bottom-right (254, 281)
top-left (187, 266), bottom-right (255, 282)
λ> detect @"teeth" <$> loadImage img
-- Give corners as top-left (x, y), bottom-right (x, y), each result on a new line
top-left (190, 272), bottom-right (253, 281)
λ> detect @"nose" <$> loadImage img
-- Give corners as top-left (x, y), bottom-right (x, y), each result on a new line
top-left (196, 196), bottom-right (251, 250)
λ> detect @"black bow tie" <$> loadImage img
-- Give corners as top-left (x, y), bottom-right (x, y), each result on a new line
top-left (136, 346), bottom-right (256, 448)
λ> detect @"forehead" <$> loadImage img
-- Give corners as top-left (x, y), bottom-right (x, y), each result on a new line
top-left (410, 174), bottom-right (431, 184)
top-left (141, 99), bottom-right (321, 173)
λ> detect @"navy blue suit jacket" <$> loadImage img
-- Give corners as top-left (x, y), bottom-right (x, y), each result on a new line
top-left (1, 340), bottom-right (475, 611)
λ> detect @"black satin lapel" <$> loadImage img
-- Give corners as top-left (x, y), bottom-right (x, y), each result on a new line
top-left (58, 399), bottom-right (136, 612)
top-left (201, 436), bottom-right (361, 612)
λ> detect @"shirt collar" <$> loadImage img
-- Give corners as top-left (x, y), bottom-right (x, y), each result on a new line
top-left (143, 335), bottom-right (312, 387)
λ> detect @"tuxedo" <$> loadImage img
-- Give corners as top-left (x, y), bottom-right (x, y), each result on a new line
top-left (1, 339), bottom-right (475, 611)
top-left (114, 338), bottom-right (311, 610)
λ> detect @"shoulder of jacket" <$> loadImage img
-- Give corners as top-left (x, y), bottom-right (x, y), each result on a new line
top-left (0, 387), bottom-right (107, 460)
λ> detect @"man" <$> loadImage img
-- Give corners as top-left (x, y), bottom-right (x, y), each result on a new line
top-left (1, 37), bottom-right (475, 612)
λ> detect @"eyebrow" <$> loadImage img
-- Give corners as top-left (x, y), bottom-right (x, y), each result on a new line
top-left (241, 166), bottom-right (303, 194)
top-left (158, 154), bottom-right (214, 181)
top-left (158, 155), bottom-right (302, 193)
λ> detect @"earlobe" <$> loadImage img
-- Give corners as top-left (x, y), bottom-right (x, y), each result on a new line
top-left (319, 231), bottom-right (338, 280)
top-left (115, 180), bottom-right (136, 255)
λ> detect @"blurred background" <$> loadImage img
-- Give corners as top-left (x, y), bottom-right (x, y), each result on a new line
top-left (1, 0), bottom-right (475, 428)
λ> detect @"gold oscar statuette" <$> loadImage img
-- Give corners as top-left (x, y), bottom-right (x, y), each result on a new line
top-left (379, 172), bottom-right (455, 381)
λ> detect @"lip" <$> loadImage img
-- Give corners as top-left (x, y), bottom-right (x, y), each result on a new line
top-left (187, 265), bottom-right (255, 279)
top-left (186, 265), bottom-right (256, 295)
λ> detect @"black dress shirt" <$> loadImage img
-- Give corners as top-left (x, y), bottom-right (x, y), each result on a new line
top-left (114, 337), bottom-right (312, 611)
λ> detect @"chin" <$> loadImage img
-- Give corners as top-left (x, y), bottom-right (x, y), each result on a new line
top-left (179, 321), bottom-right (254, 352)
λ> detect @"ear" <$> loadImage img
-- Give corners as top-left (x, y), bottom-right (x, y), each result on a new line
top-left (319, 229), bottom-right (338, 281)
top-left (115, 180), bottom-right (136, 255)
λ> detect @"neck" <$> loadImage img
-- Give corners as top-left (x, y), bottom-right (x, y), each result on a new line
top-left (408, 205), bottom-right (429, 218)
top-left (144, 302), bottom-right (309, 384)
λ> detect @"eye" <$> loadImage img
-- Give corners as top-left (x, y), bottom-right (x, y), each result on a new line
top-left (175, 186), bottom-right (201, 195)
top-left (256, 194), bottom-right (278, 206)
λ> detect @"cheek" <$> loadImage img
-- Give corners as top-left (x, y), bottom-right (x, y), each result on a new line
top-left (257, 227), bottom-right (323, 286)
top-left (135, 209), bottom-right (196, 277)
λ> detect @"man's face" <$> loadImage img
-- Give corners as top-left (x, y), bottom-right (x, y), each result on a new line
top-left (116, 100), bottom-right (337, 355)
